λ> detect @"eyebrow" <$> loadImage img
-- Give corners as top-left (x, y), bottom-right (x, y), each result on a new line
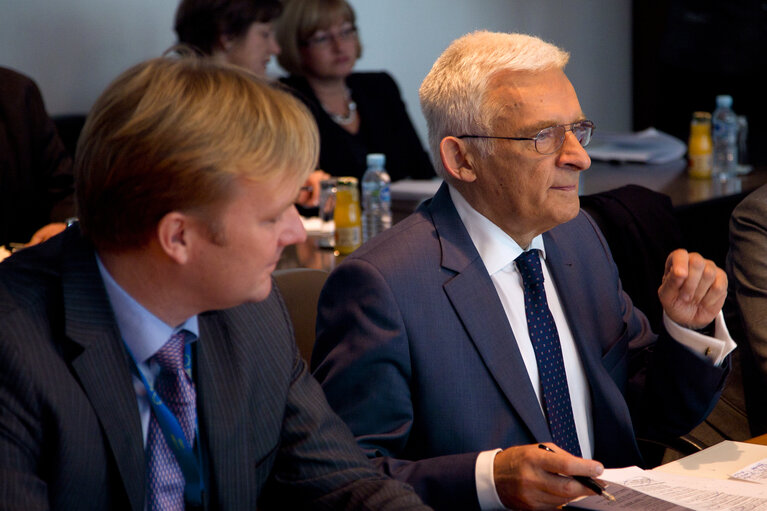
top-left (519, 115), bottom-right (588, 134)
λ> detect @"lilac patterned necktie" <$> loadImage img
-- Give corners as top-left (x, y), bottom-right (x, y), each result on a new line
top-left (146, 332), bottom-right (197, 511)
top-left (515, 250), bottom-right (582, 457)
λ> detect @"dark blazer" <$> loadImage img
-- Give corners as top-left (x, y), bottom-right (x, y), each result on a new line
top-left (312, 183), bottom-right (728, 510)
top-left (0, 226), bottom-right (429, 510)
top-left (0, 67), bottom-right (74, 246)
top-left (728, 184), bottom-right (767, 435)
top-left (280, 72), bottom-right (434, 182)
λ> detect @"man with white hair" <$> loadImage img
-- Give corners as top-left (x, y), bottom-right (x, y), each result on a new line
top-left (312, 31), bottom-right (735, 510)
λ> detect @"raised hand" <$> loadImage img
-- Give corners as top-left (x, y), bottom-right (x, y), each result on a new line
top-left (657, 249), bottom-right (727, 329)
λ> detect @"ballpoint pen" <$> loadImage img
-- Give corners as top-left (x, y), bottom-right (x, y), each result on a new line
top-left (538, 444), bottom-right (616, 502)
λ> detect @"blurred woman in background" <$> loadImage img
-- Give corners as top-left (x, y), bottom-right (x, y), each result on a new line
top-left (174, 0), bottom-right (282, 77)
top-left (174, 0), bottom-right (327, 206)
top-left (276, 0), bottom-right (434, 182)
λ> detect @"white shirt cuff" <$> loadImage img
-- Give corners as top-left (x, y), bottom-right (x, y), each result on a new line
top-left (476, 449), bottom-right (506, 510)
top-left (663, 310), bottom-right (736, 366)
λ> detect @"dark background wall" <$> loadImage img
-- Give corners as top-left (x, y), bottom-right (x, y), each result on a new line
top-left (633, 0), bottom-right (767, 165)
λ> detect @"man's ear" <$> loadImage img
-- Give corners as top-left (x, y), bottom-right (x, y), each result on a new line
top-left (156, 212), bottom-right (193, 265)
top-left (440, 136), bottom-right (477, 183)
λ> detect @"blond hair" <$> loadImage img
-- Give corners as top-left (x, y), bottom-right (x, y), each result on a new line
top-left (275, 0), bottom-right (361, 76)
top-left (76, 56), bottom-right (318, 251)
top-left (419, 31), bottom-right (569, 177)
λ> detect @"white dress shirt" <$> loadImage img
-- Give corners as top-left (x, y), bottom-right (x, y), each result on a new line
top-left (446, 186), bottom-right (736, 510)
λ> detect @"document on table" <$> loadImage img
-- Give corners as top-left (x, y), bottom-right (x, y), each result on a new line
top-left (568, 466), bottom-right (767, 510)
top-left (732, 460), bottom-right (767, 484)
top-left (585, 127), bottom-right (687, 164)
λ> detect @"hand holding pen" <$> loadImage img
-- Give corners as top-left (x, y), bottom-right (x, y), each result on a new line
top-left (493, 443), bottom-right (612, 509)
top-left (538, 444), bottom-right (616, 502)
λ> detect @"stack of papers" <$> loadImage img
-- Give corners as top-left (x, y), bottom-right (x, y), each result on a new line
top-left (568, 441), bottom-right (767, 510)
top-left (586, 127), bottom-right (687, 164)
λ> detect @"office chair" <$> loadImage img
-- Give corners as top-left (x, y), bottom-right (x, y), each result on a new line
top-left (273, 268), bottom-right (329, 361)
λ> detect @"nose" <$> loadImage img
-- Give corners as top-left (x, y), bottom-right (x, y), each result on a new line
top-left (330, 35), bottom-right (344, 51)
top-left (269, 33), bottom-right (281, 55)
top-left (556, 130), bottom-right (591, 172)
top-left (280, 205), bottom-right (307, 246)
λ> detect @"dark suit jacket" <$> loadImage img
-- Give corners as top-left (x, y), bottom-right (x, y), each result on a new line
top-left (0, 67), bottom-right (74, 246)
top-left (280, 72), bottom-right (434, 182)
top-left (728, 183), bottom-right (767, 435)
top-left (0, 226), bottom-right (429, 510)
top-left (312, 183), bottom-right (728, 510)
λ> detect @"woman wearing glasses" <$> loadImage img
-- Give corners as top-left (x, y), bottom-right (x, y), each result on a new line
top-left (276, 0), bottom-right (434, 182)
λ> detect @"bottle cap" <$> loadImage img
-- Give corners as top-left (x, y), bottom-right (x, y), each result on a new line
top-left (716, 95), bottom-right (733, 108)
top-left (366, 153), bottom-right (386, 168)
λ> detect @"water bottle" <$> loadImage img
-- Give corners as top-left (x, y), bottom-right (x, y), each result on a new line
top-left (361, 153), bottom-right (392, 242)
top-left (711, 95), bottom-right (738, 178)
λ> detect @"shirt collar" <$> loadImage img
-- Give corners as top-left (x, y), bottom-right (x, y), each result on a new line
top-left (448, 185), bottom-right (545, 275)
top-left (96, 255), bottom-right (199, 364)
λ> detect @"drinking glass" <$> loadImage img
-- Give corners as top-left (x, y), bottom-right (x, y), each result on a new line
top-left (318, 178), bottom-right (337, 248)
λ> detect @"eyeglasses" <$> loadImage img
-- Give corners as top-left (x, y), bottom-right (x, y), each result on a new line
top-left (457, 120), bottom-right (595, 155)
top-left (302, 24), bottom-right (358, 49)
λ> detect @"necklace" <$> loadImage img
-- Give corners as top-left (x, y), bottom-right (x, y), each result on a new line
top-left (322, 87), bottom-right (357, 126)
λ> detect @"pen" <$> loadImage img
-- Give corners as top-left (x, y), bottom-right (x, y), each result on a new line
top-left (537, 444), bottom-right (616, 502)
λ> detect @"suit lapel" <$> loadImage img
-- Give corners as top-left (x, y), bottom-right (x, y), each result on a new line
top-left (61, 230), bottom-right (146, 511)
top-left (428, 185), bottom-right (551, 442)
top-left (543, 222), bottom-right (637, 459)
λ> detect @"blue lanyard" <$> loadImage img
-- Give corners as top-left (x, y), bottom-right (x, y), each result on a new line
top-left (125, 342), bottom-right (205, 507)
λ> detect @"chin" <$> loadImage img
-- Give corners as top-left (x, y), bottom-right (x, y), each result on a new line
top-left (252, 280), bottom-right (274, 303)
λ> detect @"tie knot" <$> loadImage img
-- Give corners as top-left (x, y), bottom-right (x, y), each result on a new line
top-left (515, 250), bottom-right (544, 288)
top-left (153, 332), bottom-right (188, 373)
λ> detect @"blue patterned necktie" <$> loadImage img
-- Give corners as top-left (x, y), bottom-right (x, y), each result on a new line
top-left (515, 250), bottom-right (582, 457)
top-left (146, 332), bottom-right (197, 511)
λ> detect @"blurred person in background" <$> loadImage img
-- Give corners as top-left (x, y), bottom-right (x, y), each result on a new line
top-left (174, 0), bottom-right (327, 207)
top-left (0, 66), bottom-right (75, 250)
top-left (276, 0), bottom-right (434, 183)
top-left (174, 0), bottom-right (282, 77)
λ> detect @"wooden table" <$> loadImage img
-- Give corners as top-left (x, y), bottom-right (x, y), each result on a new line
top-left (747, 434), bottom-right (767, 446)
top-left (580, 160), bottom-right (767, 209)
top-left (279, 161), bottom-right (767, 271)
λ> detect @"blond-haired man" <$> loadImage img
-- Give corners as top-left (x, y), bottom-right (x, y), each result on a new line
top-left (313, 31), bottom-right (735, 510)
top-left (0, 57), bottom-right (428, 511)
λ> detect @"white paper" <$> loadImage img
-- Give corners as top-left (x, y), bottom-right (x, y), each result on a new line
top-left (732, 460), bottom-right (767, 484)
top-left (389, 178), bottom-right (442, 201)
top-left (586, 127), bottom-right (686, 164)
top-left (592, 466), bottom-right (767, 510)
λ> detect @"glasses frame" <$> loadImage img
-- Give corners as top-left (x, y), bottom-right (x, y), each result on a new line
top-left (457, 119), bottom-right (595, 155)
top-left (301, 24), bottom-right (358, 50)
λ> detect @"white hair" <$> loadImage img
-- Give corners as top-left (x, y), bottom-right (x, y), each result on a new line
top-left (419, 31), bottom-right (570, 177)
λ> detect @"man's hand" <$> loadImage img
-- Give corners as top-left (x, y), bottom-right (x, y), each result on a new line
top-left (27, 222), bottom-right (67, 246)
top-left (493, 443), bottom-right (604, 510)
top-left (297, 169), bottom-right (331, 208)
top-left (658, 249), bottom-right (727, 329)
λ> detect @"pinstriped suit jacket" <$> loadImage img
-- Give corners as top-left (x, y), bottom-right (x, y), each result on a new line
top-left (0, 226), bottom-right (429, 510)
